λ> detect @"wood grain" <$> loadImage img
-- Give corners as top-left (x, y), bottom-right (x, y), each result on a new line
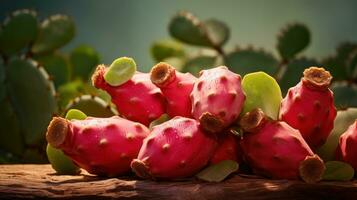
top-left (0, 164), bottom-right (356, 199)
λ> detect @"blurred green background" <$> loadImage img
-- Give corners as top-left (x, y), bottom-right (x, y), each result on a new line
top-left (2, 0), bottom-right (357, 72)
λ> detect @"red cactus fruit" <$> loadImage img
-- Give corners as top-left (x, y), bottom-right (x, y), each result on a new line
top-left (210, 134), bottom-right (241, 164)
top-left (150, 62), bottom-right (196, 118)
top-left (92, 65), bottom-right (166, 126)
top-left (46, 116), bottom-right (150, 177)
top-left (131, 116), bottom-right (218, 180)
top-left (239, 108), bottom-right (325, 183)
top-left (337, 120), bottom-right (357, 170)
top-left (190, 66), bottom-right (245, 134)
top-left (279, 67), bottom-right (336, 149)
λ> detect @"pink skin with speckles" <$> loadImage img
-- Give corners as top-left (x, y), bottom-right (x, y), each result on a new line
top-left (279, 67), bottom-right (336, 149)
top-left (92, 65), bottom-right (166, 126)
top-left (46, 116), bottom-right (150, 177)
top-left (209, 134), bottom-right (241, 164)
top-left (150, 62), bottom-right (196, 118)
top-left (131, 117), bottom-right (218, 180)
top-left (190, 66), bottom-right (245, 134)
top-left (337, 121), bottom-right (357, 170)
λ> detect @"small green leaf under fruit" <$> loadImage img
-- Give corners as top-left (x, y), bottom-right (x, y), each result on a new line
top-left (225, 48), bottom-right (278, 76)
top-left (196, 160), bottom-right (238, 182)
top-left (65, 109), bottom-right (87, 120)
top-left (241, 72), bottom-right (282, 119)
top-left (46, 144), bottom-right (80, 175)
top-left (32, 15), bottom-right (75, 54)
top-left (104, 57), bottom-right (136, 86)
top-left (149, 114), bottom-right (170, 130)
top-left (150, 40), bottom-right (185, 62)
top-left (322, 161), bottom-right (354, 181)
top-left (277, 23), bottom-right (310, 60)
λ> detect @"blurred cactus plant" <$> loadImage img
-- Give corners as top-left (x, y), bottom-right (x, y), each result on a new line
top-left (151, 11), bottom-right (357, 110)
top-left (0, 9), bottom-right (116, 163)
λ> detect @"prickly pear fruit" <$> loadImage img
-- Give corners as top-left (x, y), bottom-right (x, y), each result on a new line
top-left (279, 67), bottom-right (336, 149)
top-left (46, 116), bottom-right (150, 177)
top-left (150, 62), bottom-right (196, 117)
top-left (210, 134), bottom-right (241, 164)
top-left (92, 64), bottom-right (165, 126)
top-left (337, 121), bottom-right (357, 170)
top-left (131, 117), bottom-right (217, 180)
top-left (190, 66), bottom-right (245, 133)
top-left (239, 108), bottom-right (325, 183)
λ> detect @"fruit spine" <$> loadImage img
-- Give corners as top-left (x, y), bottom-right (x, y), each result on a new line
top-left (92, 65), bottom-right (165, 126)
top-left (46, 116), bottom-right (150, 177)
top-left (239, 108), bottom-right (325, 183)
top-left (190, 66), bottom-right (245, 133)
top-left (131, 116), bottom-right (217, 179)
top-left (279, 67), bottom-right (336, 149)
top-left (337, 120), bottom-right (357, 170)
top-left (150, 62), bottom-right (196, 118)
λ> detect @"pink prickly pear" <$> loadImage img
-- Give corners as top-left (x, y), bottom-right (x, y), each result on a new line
top-left (210, 134), bottom-right (241, 164)
top-left (150, 62), bottom-right (196, 118)
top-left (279, 67), bottom-right (336, 149)
top-left (239, 108), bottom-right (325, 183)
top-left (131, 117), bottom-right (218, 180)
top-left (190, 66), bottom-right (245, 134)
top-left (337, 121), bottom-right (357, 170)
top-left (92, 65), bottom-right (166, 126)
top-left (46, 116), bottom-right (150, 177)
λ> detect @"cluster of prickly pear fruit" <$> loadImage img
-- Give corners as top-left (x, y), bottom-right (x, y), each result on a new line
top-left (0, 9), bottom-right (114, 164)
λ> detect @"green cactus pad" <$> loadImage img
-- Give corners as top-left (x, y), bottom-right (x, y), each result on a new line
top-left (150, 40), bottom-right (185, 62)
top-left (65, 109), bottom-right (87, 120)
top-left (225, 48), bottom-right (278, 75)
top-left (181, 54), bottom-right (218, 76)
top-left (277, 23), bottom-right (310, 60)
top-left (104, 57), bottom-right (136, 86)
top-left (347, 50), bottom-right (357, 78)
top-left (6, 58), bottom-right (57, 145)
top-left (70, 45), bottom-right (100, 81)
top-left (0, 62), bottom-right (6, 101)
top-left (22, 148), bottom-right (47, 163)
top-left (31, 15), bottom-right (75, 54)
top-left (317, 108), bottom-right (357, 161)
top-left (279, 58), bottom-right (320, 94)
top-left (35, 53), bottom-right (70, 88)
top-left (196, 160), bottom-right (239, 182)
top-left (0, 9), bottom-right (38, 56)
top-left (162, 57), bottom-right (185, 71)
top-left (336, 42), bottom-right (357, 62)
top-left (0, 98), bottom-right (24, 156)
top-left (331, 82), bottom-right (357, 109)
top-left (321, 56), bottom-right (348, 81)
top-left (169, 11), bottom-right (229, 48)
top-left (322, 161), bottom-right (354, 181)
top-left (241, 72), bottom-right (282, 119)
top-left (149, 114), bottom-right (170, 130)
top-left (65, 95), bottom-right (117, 117)
top-left (0, 150), bottom-right (20, 164)
top-left (46, 144), bottom-right (81, 175)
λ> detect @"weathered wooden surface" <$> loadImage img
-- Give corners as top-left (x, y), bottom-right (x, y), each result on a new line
top-left (0, 165), bottom-right (357, 199)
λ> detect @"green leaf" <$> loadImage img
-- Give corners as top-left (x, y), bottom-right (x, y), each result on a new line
top-left (331, 82), bottom-right (357, 109)
top-left (150, 40), bottom-right (185, 62)
top-left (323, 161), bottom-right (354, 181)
top-left (196, 160), bottom-right (239, 182)
top-left (6, 58), bottom-right (57, 145)
top-left (242, 72), bottom-right (282, 119)
top-left (277, 23), bottom-right (310, 60)
top-left (0, 9), bottom-right (38, 56)
top-left (317, 108), bottom-right (357, 161)
top-left (46, 144), bottom-right (80, 175)
top-left (181, 54), bottom-right (218, 76)
top-left (169, 11), bottom-right (229, 48)
top-left (34, 53), bottom-right (70, 87)
top-left (225, 48), bottom-right (278, 76)
top-left (32, 15), bottom-right (75, 54)
top-left (104, 57), bottom-right (136, 86)
top-left (149, 114), bottom-right (170, 130)
top-left (65, 109), bottom-right (87, 120)
top-left (279, 58), bottom-right (320, 94)
top-left (70, 45), bottom-right (100, 81)
top-left (65, 95), bottom-right (117, 117)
